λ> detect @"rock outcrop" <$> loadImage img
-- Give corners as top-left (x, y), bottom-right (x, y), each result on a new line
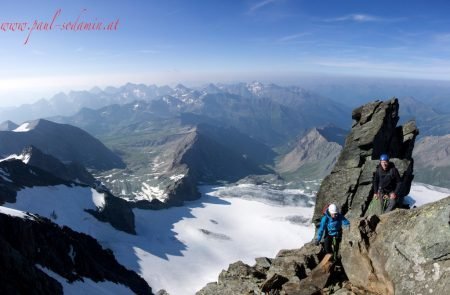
top-left (197, 99), bottom-right (433, 295)
top-left (313, 98), bottom-right (419, 222)
top-left (19, 145), bottom-right (96, 185)
top-left (0, 159), bottom-right (72, 204)
top-left (197, 243), bottom-right (324, 295)
top-left (86, 192), bottom-right (136, 234)
top-left (341, 196), bottom-right (450, 295)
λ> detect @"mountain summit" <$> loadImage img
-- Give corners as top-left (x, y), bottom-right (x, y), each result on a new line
top-left (276, 128), bottom-right (343, 179)
top-left (0, 119), bottom-right (125, 171)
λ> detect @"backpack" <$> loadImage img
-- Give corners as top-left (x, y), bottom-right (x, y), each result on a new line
top-left (322, 203), bottom-right (330, 215)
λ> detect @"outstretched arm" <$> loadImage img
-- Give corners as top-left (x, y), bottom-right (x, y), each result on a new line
top-left (341, 216), bottom-right (350, 228)
top-left (316, 215), bottom-right (327, 242)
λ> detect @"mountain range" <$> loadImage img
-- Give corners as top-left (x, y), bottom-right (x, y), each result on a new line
top-left (37, 82), bottom-right (350, 205)
top-left (1, 94), bottom-right (449, 294)
top-left (1, 82), bottom-right (449, 207)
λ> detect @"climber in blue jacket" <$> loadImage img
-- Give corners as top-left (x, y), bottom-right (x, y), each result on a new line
top-left (315, 204), bottom-right (350, 256)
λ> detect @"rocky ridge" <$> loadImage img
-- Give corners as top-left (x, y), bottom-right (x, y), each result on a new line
top-left (0, 158), bottom-right (135, 234)
top-left (341, 196), bottom-right (450, 295)
top-left (313, 98), bottom-right (419, 221)
top-left (0, 119), bottom-right (125, 171)
top-left (276, 128), bottom-right (343, 180)
top-left (0, 211), bottom-right (152, 294)
top-left (196, 99), bottom-right (450, 295)
top-left (16, 145), bottom-right (95, 185)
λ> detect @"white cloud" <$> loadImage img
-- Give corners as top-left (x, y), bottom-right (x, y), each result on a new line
top-left (278, 32), bottom-right (311, 42)
top-left (325, 14), bottom-right (405, 23)
top-left (249, 0), bottom-right (278, 12)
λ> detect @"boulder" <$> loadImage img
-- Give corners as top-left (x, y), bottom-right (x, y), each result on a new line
top-left (196, 243), bottom-right (324, 295)
top-left (196, 261), bottom-right (265, 295)
top-left (341, 196), bottom-right (450, 295)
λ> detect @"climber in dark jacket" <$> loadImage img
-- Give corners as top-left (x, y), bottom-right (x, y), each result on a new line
top-left (373, 154), bottom-right (402, 213)
top-left (315, 204), bottom-right (350, 255)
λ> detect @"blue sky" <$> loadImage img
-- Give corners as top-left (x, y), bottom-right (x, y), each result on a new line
top-left (1, 0), bottom-right (450, 105)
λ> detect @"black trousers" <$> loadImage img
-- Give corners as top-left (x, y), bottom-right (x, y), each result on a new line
top-left (324, 235), bottom-right (341, 255)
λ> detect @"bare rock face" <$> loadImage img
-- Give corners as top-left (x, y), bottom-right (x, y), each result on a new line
top-left (196, 243), bottom-right (324, 295)
top-left (313, 98), bottom-right (419, 222)
top-left (341, 196), bottom-right (450, 295)
top-left (276, 128), bottom-right (343, 180)
top-left (196, 99), bottom-right (425, 294)
top-left (0, 213), bottom-right (152, 294)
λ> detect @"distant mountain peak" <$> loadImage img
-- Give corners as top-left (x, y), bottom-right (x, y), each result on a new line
top-left (12, 122), bottom-right (35, 132)
top-left (0, 120), bottom-right (19, 131)
top-left (175, 83), bottom-right (189, 90)
top-left (247, 81), bottom-right (265, 95)
top-left (316, 125), bottom-right (348, 146)
top-left (13, 119), bottom-right (58, 133)
top-left (89, 86), bottom-right (103, 94)
top-left (202, 83), bottom-right (222, 93)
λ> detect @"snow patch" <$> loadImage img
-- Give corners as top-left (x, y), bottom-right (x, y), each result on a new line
top-left (13, 122), bottom-right (32, 132)
top-left (405, 182), bottom-right (450, 207)
top-left (92, 189), bottom-right (106, 209)
top-left (0, 153), bottom-right (31, 164)
top-left (35, 264), bottom-right (133, 295)
top-left (0, 206), bottom-right (29, 219)
top-left (169, 174), bottom-right (185, 182)
top-left (134, 183), bottom-right (167, 201)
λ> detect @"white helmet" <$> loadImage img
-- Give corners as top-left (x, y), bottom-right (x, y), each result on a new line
top-left (328, 204), bottom-right (338, 214)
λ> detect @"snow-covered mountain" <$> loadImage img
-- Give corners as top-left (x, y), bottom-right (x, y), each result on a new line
top-left (1, 145), bottom-right (95, 185)
top-left (0, 82), bottom-right (350, 135)
top-left (0, 119), bottom-right (125, 171)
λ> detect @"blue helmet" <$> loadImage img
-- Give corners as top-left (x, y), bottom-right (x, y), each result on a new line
top-left (380, 154), bottom-right (389, 161)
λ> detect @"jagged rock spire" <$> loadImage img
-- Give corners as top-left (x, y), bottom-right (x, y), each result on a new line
top-left (313, 98), bottom-right (419, 222)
